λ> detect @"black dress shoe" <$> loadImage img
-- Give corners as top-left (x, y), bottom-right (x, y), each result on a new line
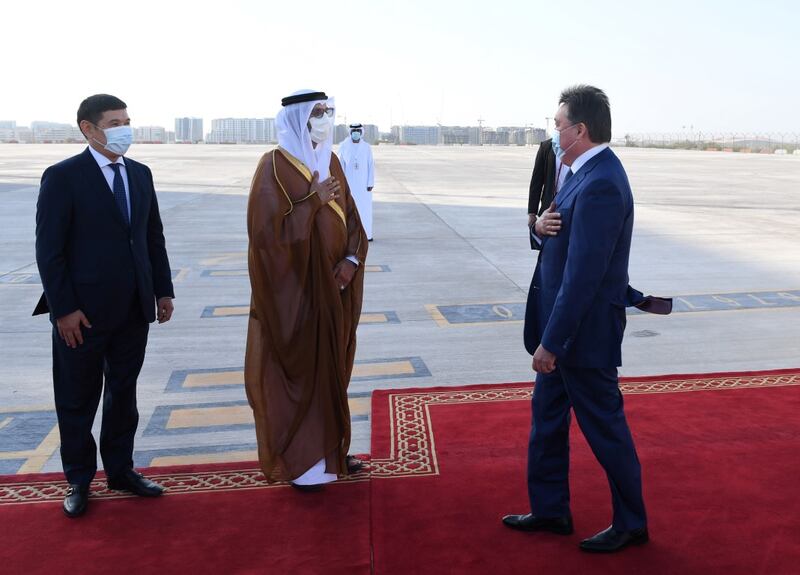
top-left (579, 525), bottom-right (649, 553)
top-left (63, 484), bottom-right (89, 518)
top-left (290, 482), bottom-right (325, 492)
top-left (502, 513), bottom-right (574, 535)
top-left (107, 468), bottom-right (164, 497)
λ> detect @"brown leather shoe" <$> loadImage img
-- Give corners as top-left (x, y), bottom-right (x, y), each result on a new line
top-left (502, 513), bottom-right (574, 535)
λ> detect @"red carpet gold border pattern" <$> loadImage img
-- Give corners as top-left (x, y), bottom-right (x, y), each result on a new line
top-left (368, 369), bottom-right (800, 478)
top-left (0, 468), bottom-right (370, 506)
top-left (3, 369), bottom-right (798, 505)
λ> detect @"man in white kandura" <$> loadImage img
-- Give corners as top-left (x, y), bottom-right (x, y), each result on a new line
top-left (338, 123), bottom-right (375, 241)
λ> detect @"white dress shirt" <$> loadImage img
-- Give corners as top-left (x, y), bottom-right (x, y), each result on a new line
top-left (568, 143), bottom-right (609, 177)
top-left (554, 155), bottom-right (570, 194)
top-left (88, 145), bottom-right (131, 216)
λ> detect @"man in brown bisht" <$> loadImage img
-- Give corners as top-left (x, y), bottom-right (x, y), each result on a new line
top-left (245, 90), bottom-right (368, 491)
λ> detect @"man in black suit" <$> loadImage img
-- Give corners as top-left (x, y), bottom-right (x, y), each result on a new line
top-left (34, 94), bottom-right (175, 517)
top-left (527, 138), bottom-right (569, 249)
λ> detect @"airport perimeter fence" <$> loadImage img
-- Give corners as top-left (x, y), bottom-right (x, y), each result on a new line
top-left (617, 133), bottom-right (800, 154)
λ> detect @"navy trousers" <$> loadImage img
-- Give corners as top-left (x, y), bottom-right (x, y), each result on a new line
top-left (527, 364), bottom-right (647, 531)
top-left (51, 297), bottom-right (149, 488)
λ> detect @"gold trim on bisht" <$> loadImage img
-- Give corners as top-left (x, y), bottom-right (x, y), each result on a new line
top-left (271, 150), bottom-right (294, 216)
top-left (276, 148), bottom-right (346, 226)
top-left (277, 147), bottom-right (312, 181)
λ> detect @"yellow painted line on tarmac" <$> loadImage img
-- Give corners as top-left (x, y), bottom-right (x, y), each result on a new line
top-left (209, 306), bottom-right (390, 324)
top-left (201, 252), bottom-right (247, 266)
top-left (17, 424), bottom-right (61, 474)
top-left (167, 405), bottom-right (252, 429)
top-left (0, 451), bottom-right (36, 459)
top-left (177, 359), bottom-right (417, 392)
top-left (353, 360), bottom-right (415, 378)
top-left (360, 313), bottom-right (389, 324)
top-left (349, 397), bottom-right (370, 417)
top-left (425, 304), bottom-right (451, 327)
top-left (213, 306), bottom-right (249, 317)
top-left (150, 450), bottom-right (258, 467)
top-left (184, 371), bottom-right (245, 388)
top-left (0, 404), bottom-right (54, 413)
top-left (173, 268), bottom-right (191, 283)
top-left (204, 265), bottom-right (385, 275)
top-left (208, 270), bottom-right (249, 277)
top-left (165, 397), bottom-right (369, 430)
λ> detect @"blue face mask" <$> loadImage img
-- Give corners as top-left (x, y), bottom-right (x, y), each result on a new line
top-left (551, 130), bottom-right (563, 159)
top-left (351, 131), bottom-right (362, 142)
top-left (93, 124), bottom-right (133, 155)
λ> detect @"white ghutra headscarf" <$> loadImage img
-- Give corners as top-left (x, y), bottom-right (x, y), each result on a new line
top-left (276, 89), bottom-right (335, 180)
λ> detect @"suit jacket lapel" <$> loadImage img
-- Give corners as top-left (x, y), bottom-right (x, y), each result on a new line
top-left (554, 147), bottom-right (611, 209)
top-left (80, 148), bottom-right (128, 230)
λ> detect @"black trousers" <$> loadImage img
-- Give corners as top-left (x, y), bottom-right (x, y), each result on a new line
top-left (51, 299), bottom-right (149, 488)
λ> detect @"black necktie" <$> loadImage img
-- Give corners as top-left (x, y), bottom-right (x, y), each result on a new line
top-left (563, 168), bottom-right (573, 184)
top-left (109, 163), bottom-right (130, 226)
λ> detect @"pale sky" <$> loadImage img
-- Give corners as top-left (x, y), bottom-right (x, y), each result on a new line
top-left (1, 0), bottom-right (797, 136)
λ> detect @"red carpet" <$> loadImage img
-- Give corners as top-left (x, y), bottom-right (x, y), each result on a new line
top-left (3, 369), bottom-right (800, 574)
top-left (369, 369), bottom-right (800, 574)
top-left (0, 463), bottom-right (371, 575)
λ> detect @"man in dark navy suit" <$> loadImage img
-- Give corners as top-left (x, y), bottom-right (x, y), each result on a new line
top-left (34, 94), bottom-right (174, 517)
top-left (503, 85), bottom-right (650, 553)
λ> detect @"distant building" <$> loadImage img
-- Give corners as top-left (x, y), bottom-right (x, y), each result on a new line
top-left (482, 129), bottom-right (509, 146)
top-left (393, 125), bottom-right (441, 145)
top-left (175, 117), bottom-right (203, 143)
top-left (206, 118), bottom-right (276, 144)
top-left (334, 124), bottom-right (349, 144)
top-left (0, 121), bottom-right (18, 142)
top-left (526, 128), bottom-right (547, 145)
top-left (134, 126), bottom-right (167, 143)
top-left (15, 127), bottom-right (34, 143)
top-left (362, 124), bottom-right (380, 145)
top-left (441, 126), bottom-right (473, 146)
top-left (31, 121), bottom-right (83, 143)
top-left (497, 127), bottom-right (528, 146)
top-left (388, 124), bottom-right (544, 146)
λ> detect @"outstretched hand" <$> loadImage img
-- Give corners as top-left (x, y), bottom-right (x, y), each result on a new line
top-left (311, 171), bottom-right (341, 204)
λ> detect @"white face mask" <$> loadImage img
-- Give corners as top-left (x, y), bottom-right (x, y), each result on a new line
top-left (93, 125), bottom-right (133, 155)
top-left (308, 116), bottom-right (332, 144)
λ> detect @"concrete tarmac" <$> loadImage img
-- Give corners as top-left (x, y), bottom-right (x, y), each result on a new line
top-left (1, 143), bottom-right (798, 474)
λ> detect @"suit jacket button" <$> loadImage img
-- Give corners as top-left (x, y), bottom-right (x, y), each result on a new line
top-left (129, 239), bottom-right (134, 246)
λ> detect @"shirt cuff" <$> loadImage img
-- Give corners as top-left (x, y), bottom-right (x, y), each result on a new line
top-left (346, 255), bottom-right (360, 266)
